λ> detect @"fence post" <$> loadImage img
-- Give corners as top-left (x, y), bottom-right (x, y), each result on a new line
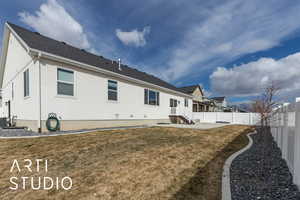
top-left (278, 110), bottom-right (280, 142)
top-left (275, 112), bottom-right (278, 142)
top-left (282, 104), bottom-right (289, 160)
top-left (278, 107), bottom-right (283, 150)
top-left (294, 100), bottom-right (300, 188)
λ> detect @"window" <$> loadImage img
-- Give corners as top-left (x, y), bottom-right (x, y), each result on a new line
top-left (170, 98), bottom-right (177, 107)
top-left (24, 69), bottom-right (29, 97)
top-left (12, 82), bottom-right (14, 100)
top-left (184, 98), bottom-right (188, 107)
top-left (144, 89), bottom-right (159, 106)
top-left (108, 80), bottom-right (118, 101)
top-left (149, 90), bottom-right (156, 105)
top-left (57, 68), bottom-right (74, 96)
top-left (144, 89), bottom-right (148, 104)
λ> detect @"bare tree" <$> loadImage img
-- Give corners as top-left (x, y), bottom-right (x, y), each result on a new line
top-left (251, 81), bottom-right (280, 129)
top-left (251, 81), bottom-right (280, 179)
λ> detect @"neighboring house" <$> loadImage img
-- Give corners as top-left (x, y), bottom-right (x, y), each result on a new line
top-left (0, 22), bottom-right (193, 132)
top-left (179, 85), bottom-right (216, 112)
top-left (210, 97), bottom-right (227, 111)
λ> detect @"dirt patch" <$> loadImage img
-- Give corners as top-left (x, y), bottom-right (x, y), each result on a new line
top-left (0, 126), bottom-right (251, 200)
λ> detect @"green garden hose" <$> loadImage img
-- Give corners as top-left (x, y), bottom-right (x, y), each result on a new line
top-left (46, 114), bottom-right (60, 132)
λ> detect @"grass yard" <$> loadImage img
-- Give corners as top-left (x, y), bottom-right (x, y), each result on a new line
top-left (0, 125), bottom-right (252, 200)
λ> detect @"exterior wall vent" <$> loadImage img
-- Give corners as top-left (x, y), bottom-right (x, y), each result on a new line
top-left (118, 59), bottom-right (122, 71)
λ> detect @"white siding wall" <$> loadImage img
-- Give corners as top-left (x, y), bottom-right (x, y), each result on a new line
top-left (0, 31), bottom-right (192, 129)
top-left (39, 59), bottom-right (192, 121)
top-left (0, 32), bottom-right (38, 120)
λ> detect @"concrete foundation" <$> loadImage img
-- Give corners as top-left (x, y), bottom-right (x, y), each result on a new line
top-left (16, 119), bottom-right (170, 132)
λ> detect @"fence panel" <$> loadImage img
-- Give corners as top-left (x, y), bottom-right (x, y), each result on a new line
top-left (270, 101), bottom-right (300, 189)
top-left (294, 102), bottom-right (300, 188)
top-left (192, 112), bottom-right (260, 125)
top-left (217, 113), bottom-right (233, 123)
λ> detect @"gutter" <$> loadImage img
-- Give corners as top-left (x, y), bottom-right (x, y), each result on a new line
top-left (37, 51), bottom-right (42, 133)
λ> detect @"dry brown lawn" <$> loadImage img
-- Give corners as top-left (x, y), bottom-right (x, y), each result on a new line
top-left (0, 125), bottom-right (251, 200)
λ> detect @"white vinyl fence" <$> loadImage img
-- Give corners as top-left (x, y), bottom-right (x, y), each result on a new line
top-left (192, 112), bottom-right (260, 125)
top-left (270, 101), bottom-right (300, 188)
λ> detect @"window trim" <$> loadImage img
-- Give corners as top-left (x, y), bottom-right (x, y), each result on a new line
top-left (12, 82), bottom-right (14, 100)
top-left (56, 67), bottom-right (75, 97)
top-left (184, 98), bottom-right (189, 107)
top-left (170, 98), bottom-right (178, 107)
top-left (107, 79), bottom-right (118, 101)
top-left (144, 88), bottom-right (159, 106)
top-left (23, 69), bottom-right (30, 98)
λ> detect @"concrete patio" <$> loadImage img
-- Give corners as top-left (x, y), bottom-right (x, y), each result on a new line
top-left (155, 122), bottom-right (228, 129)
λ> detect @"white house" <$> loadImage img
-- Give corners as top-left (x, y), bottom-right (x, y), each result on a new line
top-left (210, 97), bottom-right (227, 111)
top-left (178, 85), bottom-right (216, 112)
top-left (0, 22), bottom-right (193, 132)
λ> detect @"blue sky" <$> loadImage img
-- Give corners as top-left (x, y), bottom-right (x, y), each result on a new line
top-left (1, 0), bottom-right (300, 104)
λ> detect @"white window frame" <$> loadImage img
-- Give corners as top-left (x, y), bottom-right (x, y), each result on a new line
top-left (107, 80), bottom-right (118, 102)
top-left (144, 88), bottom-right (160, 106)
top-left (23, 69), bottom-right (30, 98)
top-left (12, 82), bottom-right (14, 100)
top-left (56, 67), bottom-right (76, 97)
top-left (170, 98), bottom-right (178, 107)
top-left (184, 98), bottom-right (189, 107)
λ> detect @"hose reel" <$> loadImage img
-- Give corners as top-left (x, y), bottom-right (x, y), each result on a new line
top-left (46, 113), bottom-right (60, 132)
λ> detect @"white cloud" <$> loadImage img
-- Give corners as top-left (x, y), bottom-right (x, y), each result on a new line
top-left (202, 88), bottom-right (212, 97)
top-left (160, 0), bottom-right (300, 81)
top-left (116, 26), bottom-right (150, 47)
top-left (210, 52), bottom-right (300, 100)
top-left (18, 0), bottom-right (91, 50)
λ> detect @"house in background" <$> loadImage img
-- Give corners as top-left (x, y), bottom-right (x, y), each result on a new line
top-left (179, 85), bottom-right (216, 112)
top-left (0, 22), bottom-right (193, 132)
top-left (211, 96), bottom-right (227, 112)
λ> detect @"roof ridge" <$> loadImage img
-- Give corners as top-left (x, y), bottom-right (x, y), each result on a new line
top-left (6, 22), bottom-right (187, 95)
top-left (7, 22), bottom-right (106, 59)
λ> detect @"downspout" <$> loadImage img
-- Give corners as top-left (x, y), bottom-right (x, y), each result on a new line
top-left (37, 51), bottom-right (42, 133)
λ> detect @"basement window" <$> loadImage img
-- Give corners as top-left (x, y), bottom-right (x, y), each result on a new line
top-left (144, 89), bottom-right (159, 106)
top-left (24, 69), bottom-right (29, 97)
top-left (57, 68), bottom-right (74, 96)
top-left (108, 80), bottom-right (118, 101)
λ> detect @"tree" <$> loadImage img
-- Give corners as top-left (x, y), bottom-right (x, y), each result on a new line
top-left (251, 82), bottom-right (280, 129)
top-left (251, 82), bottom-right (280, 180)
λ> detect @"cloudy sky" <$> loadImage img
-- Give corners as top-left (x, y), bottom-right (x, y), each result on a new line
top-left (1, 0), bottom-right (300, 103)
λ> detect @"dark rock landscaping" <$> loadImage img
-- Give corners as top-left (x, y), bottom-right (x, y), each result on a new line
top-left (231, 129), bottom-right (300, 200)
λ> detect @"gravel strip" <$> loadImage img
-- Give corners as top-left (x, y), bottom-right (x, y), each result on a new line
top-left (230, 129), bottom-right (300, 200)
top-left (222, 132), bottom-right (255, 200)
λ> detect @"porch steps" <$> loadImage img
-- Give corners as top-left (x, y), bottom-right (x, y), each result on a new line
top-left (169, 115), bottom-right (195, 125)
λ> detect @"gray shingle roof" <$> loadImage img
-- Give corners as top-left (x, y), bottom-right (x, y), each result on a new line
top-left (178, 85), bottom-right (202, 94)
top-left (211, 96), bottom-right (225, 102)
top-left (8, 22), bottom-right (186, 95)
